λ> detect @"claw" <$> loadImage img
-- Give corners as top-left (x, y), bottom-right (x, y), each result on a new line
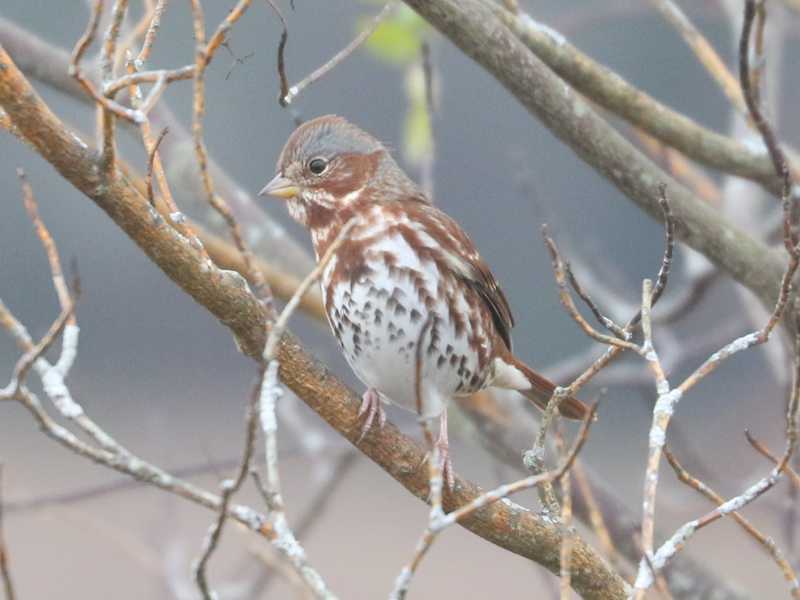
top-left (434, 411), bottom-right (455, 490)
top-left (357, 388), bottom-right (386, 443)
top-left (421, 411), bottom-right (455, 491)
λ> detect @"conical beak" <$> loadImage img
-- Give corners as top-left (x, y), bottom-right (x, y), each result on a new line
top-left (259, 173), bottom-right (299, 199)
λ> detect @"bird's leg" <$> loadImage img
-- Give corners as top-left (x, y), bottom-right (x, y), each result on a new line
top-left (357, 387), bottom-right (386, 442)
top-left (434, 410), bottom-right (455, 490)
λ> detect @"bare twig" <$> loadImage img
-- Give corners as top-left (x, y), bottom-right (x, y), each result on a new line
top-left (18, 169), bottom-right (74, 323)
top-left (389, 402), bottom-right (598, 600)
top-left (281, 2), bottom-right (393, 105)
top-left (98, 0), bottom-right (130, 169)
top-left (491, 4), bottom-right (797, 198)
top-left (136, 0), bottom-right (168, 64)
top-left (571, 459), bottom-right (619, 567)
top-left (264, 0), bottom-right (290, 106)
top-left (627, 8), bottom-right (799, 588)
top-left (251, 221), bottom-right (357, 600)
top-left (665, 446), bottom-right (800, 597)
top-left (70, 0), bottom-right (145, 167)
top-left (0, 464), bottom-right (15, 600)
top-left (532, 192), bottom-right (674, 520)
top-left (193, 381), bottom-right (261, 600)
top-left (746, 432), bottom-right (800, 490)
top-left (188, 0), bottom-right (271, 309)
top-left (144, 125), bottom-right (168, 208)
top-left (740, 0), bottom-right (795, 251)
top-left (204, 0), bottom-right (254, 64)
top-left (125, 58), bottom-right (203, 251)
top-left (555, 431), bottom-right (575, 600)
top-left (389, 315), bottom-right (442, 600)
top-left (649, 0), bottom-right (747, 116)
top-left (542, 226), bottom-right (639, 352)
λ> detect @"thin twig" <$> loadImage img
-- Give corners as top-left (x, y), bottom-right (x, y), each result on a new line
top-left (746, 431), bottom-right (800, 490)
top-left (571, 458), bottom-right (619, 567)
top-left (281, 2), bottom-right (393, 105)
top-left (264, 0), bottom-right (290, 106)
top-left (193, 379), bottom-right (261, 600)
top-left (204, 0), bottom-right (253, 64)
top-left (124, 58), bottom-right (201, 251)
top-left (389, 402), bottom-right (598, 600)
top-left (665, 446), bottom-right (800, 597)
top-left (542, 226), bottom-right (639, 352)
top-left (555, 431), bottom-right (575, 600)
top-left (145, 126), bottom-right (168, 208)
top-left (389, 315), bottom-right (442, 600)
top-left (740, 0), bottom-right (795, 251)
top-left (0, 464), bottom-right (15, 600)
top-left (97, 0), bottom-right (130, 170)
top-left (136, 0), bottom-right (168, 64)
top-left (18, 169), bottom-right (74, 324)
top-left (252, 220), bottom-right (357, 600)
top-left (649, 0), bottom-right (747, 116)
top-left (188, 0), bottom-right (271, 310)
top-left (113, 0), bottom-right (153, 73)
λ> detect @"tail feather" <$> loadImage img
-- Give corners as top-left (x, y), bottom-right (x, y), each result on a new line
top-left (494, 354), bottom-right (590, 421)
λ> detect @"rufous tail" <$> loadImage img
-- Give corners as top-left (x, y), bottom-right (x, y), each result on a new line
top-left (498, 354), bottom-right (590, 421)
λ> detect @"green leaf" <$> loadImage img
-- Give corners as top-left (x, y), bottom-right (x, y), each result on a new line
top-left (362, 6), bottom-right (427, 66)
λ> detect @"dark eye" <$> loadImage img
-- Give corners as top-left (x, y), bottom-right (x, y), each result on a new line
top-left (308, 157), bottom-right (328, 175)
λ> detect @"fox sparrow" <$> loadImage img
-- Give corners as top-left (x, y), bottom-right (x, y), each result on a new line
top-left (260, 115), bottom-right (588, 484)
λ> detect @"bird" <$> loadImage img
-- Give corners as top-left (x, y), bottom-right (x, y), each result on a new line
top-left (260, 115), bottom-right (589, 486)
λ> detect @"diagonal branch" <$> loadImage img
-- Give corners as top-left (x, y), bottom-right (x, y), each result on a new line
top-left (0, 46), bottom-right (627, 600)
top-left (401, 0), bottom-right (788, 325)
top-left (490, 4), bottom-right (795, 197)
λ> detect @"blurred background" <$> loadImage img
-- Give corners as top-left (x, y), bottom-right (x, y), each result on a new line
top-left (1, 1), bottom-right (799, 597)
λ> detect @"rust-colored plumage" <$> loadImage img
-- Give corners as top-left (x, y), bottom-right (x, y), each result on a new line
top-left (261, 115), bottom-right (588, 484)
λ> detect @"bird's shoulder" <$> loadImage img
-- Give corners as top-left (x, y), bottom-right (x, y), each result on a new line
top-left (381, 197), bottom-right (516, 350)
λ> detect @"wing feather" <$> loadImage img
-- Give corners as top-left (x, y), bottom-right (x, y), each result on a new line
top-left (410, 203), bottom-right (515, 350)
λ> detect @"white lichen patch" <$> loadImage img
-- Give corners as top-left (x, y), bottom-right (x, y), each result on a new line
top-left (519, 14), bottom-right (566, 46)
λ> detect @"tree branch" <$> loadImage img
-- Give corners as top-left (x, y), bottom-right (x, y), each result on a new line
top-left (490, 4), bottom-right (794, 197)
top-left (0, 46), bottom-right (627, 600)
top-left (401, 0), bottom-right (787, 321)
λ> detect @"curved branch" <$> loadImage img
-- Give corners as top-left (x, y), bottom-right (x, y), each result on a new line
top-left (490, 5), bottom-right (793, 197)
top-left (0, 47), bottom-right (627, 600)
top-left (0, 16), bottom-right (314, 277)
top-left (401, 0), bottom-right (787, 320)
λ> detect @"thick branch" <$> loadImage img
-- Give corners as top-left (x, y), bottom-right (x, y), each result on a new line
top-left (490, 5), bottom-right (790, 197)
top-left (0, 47), bottom-right (627, 600)
top-left (401, 0), bottom-right (786, 317)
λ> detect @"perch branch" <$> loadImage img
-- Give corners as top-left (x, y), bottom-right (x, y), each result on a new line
top-left (0, 48), bottom-right (627, 600)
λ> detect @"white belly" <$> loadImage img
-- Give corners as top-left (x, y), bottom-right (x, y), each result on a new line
top-left (322, 231), bottom-right (492, 418)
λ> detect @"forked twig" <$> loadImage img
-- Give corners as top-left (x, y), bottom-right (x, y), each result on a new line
top-left (188, 0), bottom-right (272, 310)
top-left (193, 380), bottom-right (261, 600)
top-left (250, 220), bottom-right (357, 599)
top-left (389, 403), bottom-right (598, 600)
top-left (627, 5), bottom-right (799, 593)
top-left (665, 446), bottom-right (800, 597)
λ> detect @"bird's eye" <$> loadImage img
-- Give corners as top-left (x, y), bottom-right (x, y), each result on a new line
top-left (308, 157), bottom-right (328, 175)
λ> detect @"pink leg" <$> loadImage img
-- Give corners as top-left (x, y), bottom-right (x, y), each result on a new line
top-left (357, 387), bottom-right (386, 442)
top-left (434, 410), bottom-right (455, 490)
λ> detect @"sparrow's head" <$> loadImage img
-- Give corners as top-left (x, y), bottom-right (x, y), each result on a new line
top-left (260, 115), bottom-right (420, 227)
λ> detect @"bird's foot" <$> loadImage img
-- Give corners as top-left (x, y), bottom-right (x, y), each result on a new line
top-left (357, 387), bottom-right (386, 442)
top-left (433, 435), bottom-right (455, 492)
top-left (422, 411), bottom-right (455, 491)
